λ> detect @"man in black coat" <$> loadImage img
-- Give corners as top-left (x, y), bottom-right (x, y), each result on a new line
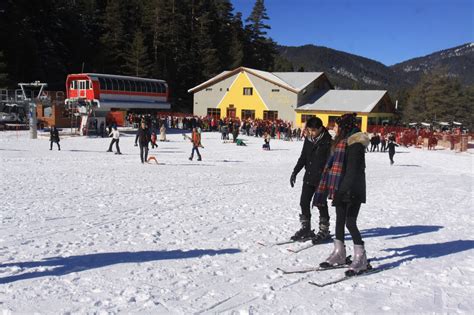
top-left (137, 121), bottom-right (150, 163)
top-left (290, 117), bottom-right (332, 242)
top-left (49, 126), bottom-right (60, 150)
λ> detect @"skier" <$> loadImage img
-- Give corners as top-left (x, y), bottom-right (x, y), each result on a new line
top-left (290, 117), bottom-right (332, 243)
top-left (107, 126), bottom-right (122, 154)
top-left (137, 121), bottom-right (150, 163)
top-left (49, 125), bottom-right (60, 151)
top-left (189, 127), bottom-right (202, 161)
top-left (387, 139), bottom-right (399, 165)
top-left (314, 113), bottom-right (370, 276)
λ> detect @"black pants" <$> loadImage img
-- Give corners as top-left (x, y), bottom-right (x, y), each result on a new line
top-left (140, 143), bottom-right (149, 163)
top-left (190, 146), bottom-right (201, 159)
top-left (50, 141), bottom-right (60, 150)
top-left (108, 138), bottom-right (121, 153)
top-left (335, 202), bottom-right (363, 245)
top-left (300, 183), bottom-right (329, 221)
top-left (389, 152), bottom-right (395, 164)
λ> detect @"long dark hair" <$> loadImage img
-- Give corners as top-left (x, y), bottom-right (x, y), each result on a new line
top-left (331, 113), bottom-right (358, 151)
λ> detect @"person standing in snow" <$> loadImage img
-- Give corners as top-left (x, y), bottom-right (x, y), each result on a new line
top-left (189, 127), bottom-right (202, 161)
top-left (137, 121), bottom-right (150, 163)
top-left (159, 124), bottom-right (167, 142)
top-left (107, 126), bottom-right (122, 154)
top-left (134, 121), bottom-right (143, 147)
top-left (262, 132), bottom-right (271, 150)
top-left (290, 117), bottom-right (332, 243)
top-left (387, 139), bottom-right (399, 165)
top-left (315, 113), bottom-right (370, 276)
top-left (49, 126), bottom-right (60, 151)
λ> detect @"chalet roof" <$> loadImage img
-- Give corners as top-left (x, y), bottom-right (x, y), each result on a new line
top-left (296, 90), bottom-right (388, 113)
top-left (187, 67), bottom-right (325, 93)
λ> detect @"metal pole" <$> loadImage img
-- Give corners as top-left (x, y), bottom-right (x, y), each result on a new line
top-left (29, 101), bottom-right (37, 139)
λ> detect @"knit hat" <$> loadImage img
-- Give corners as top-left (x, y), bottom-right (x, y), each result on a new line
top-left (336, 113), bottom-right (358, 133)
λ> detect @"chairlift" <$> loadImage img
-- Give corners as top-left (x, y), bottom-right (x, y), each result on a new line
top-left (421, 122), bottom-right (431, 127)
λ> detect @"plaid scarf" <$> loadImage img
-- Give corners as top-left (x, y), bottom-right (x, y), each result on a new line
top-left (314, 139), bottom-right (347, 206)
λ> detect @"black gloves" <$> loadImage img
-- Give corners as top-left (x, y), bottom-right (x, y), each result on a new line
top-left (290, 173), bottom-right (296, 188)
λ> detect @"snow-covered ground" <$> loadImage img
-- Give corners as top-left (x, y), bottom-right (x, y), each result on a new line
top-left (0, 130), bottom-right (473, 313)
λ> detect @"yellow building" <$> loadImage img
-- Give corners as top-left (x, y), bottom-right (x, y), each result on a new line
top-left (188, 67), bottom-right (396, 132)
top-left (296, 90), bottom-right (396, 132)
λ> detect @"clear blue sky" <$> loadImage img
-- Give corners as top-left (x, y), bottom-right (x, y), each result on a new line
top-left (232, 0), bottom-right (474, 65)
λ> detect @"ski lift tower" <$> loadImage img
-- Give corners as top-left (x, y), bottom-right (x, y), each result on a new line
top-left (18, 81), bottom-right (48, 139)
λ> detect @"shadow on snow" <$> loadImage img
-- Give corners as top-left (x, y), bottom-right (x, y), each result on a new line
top-left (360, 225), bottom-right (443, 240)
top-left (371, 239), bottom-right (474, 269)
top-left (0, 248), bottom-right (240, 284)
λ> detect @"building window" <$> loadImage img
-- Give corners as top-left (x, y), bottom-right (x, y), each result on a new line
top-left (271, 89), bottom-right (280, 92)
top-left (301, 114), bottom-right (316, 123)
top-left (241, 109), bottom-right (255, 120)
top-left (243, 87), bottom-right (253, 95)
top-left (206, 88), bottom-right (213, 91)
top-left (263, 110), bottom-right (278, 121)
top-left (207, 108), bottom-right (221, 119)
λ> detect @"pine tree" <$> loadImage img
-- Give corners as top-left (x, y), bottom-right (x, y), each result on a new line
top-left (405, 69), bottom-right (471, 126)
top-left (228, 12), bottom-right (246, 69)
top-left (123, 30), bottom-right (151, 77)
top-left (244, 0), bottom-right (277, 70)
top-left (99, 0), bottom-right (126, 74)
top-left (0, 51), bottom-right (8, 88)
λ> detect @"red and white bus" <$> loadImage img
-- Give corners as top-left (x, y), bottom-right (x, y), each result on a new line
top-left (65, 73), bottom-right (170, 111)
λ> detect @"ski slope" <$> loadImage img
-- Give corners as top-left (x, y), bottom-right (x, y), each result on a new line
top-left (0, 130), bottom-right (473, 313)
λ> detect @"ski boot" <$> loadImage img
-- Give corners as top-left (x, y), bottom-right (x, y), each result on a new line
top-left (290, 214), bottom-right (315, 241)
top-left (320, 239), bottom-right (346, 268)
top-left (312, 217), bottom-right (331, 244)
top-left (345, 244), bottom-right (369, 277)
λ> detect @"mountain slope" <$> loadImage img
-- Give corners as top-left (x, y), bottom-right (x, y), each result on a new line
top-left (277, 43), bottom-right (474, 90)
top-left (391, 43), bottom-right (474, 85)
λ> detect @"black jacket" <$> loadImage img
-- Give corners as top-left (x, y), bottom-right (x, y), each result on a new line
top-left (138, 127), bottom-right (150, 145)
top-left (334, 132), bottom-right (369, 205)
top-left (293, 129), bottom-right (332, 186)
top-left (50, 129), bottom-right (60, 142)
top-left (387, 142), bottom-right (398, 154)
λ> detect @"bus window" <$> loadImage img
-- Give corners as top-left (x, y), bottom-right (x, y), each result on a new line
top-left (112, 79), bottom-right (119, 91)
top-left (130, 80), bottom-right (136, 92)
top-left (118, 79), bottom-right (124, 91)
top-left (152, 82), bottom-right (158, 93)
top-left (140, 81), bottom-right (146, 92)
top-left (99, 78), bottom-right (106, 90)
top-left (159, 83), bottom-right (165, 93)
top-left (125, 80), bottom-right (131, 91)
top-left (106, 78), bottom-right (113, 90)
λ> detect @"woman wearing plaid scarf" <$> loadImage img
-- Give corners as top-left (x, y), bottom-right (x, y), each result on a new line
top-left (314, 113), bottom-right (370, 276)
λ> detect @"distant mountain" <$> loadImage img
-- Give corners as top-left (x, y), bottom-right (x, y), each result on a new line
top-left (277, 42), bottom-right (474, 91)
top-left (391, 43), bottom-right (474, 86)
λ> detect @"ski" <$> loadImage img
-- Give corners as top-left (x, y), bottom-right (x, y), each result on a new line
top-left (278, 256), bottom-right (352, 274)
top-left (277, 264), bottom-right (348, 274)
top-left (257, 237), bottom-right (313, 247)
top-left (286, 236), bottom-right (332, 253)
top-left (308, 264), bottom-right (387, 287)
